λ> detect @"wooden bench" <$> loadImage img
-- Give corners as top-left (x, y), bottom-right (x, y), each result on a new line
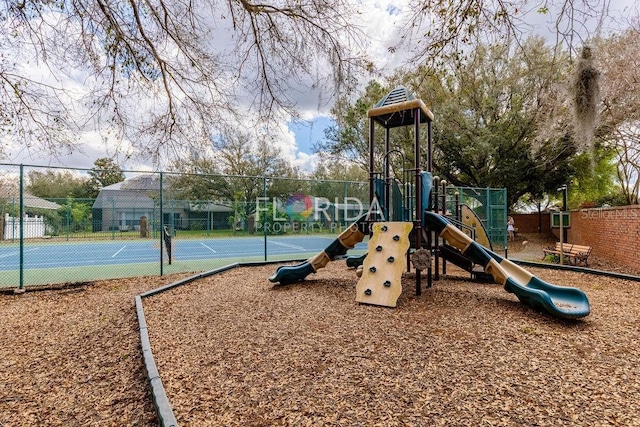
top-left (543, 242), bottom-right (592, 266)
top-left (569, 244), bottom-right (593, 266)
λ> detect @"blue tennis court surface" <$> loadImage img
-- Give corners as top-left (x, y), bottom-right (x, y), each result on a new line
top-left (0, 236), bottom-right (368, 271)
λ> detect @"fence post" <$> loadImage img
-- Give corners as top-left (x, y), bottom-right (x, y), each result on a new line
top-left (111, 198), bottom-right (116, 240)
top-left (152, 205), bottom-right (157, 240)
top-left (170, 199), bottom-right (175, 234)
top-left (343, 180), bottom-right (348, 228)
top-left (207, 200), bottom-right (211, 236)
top-left (160, 172), bottom-right (164, 276)
top-left (66, 202), bottom-right (71, 241)
top-left (263, 177), bottom-right (267, 262)
top-left (19, 164), bottom-right (24, 291)
top-left (10, 197), bottom-right (15, 242)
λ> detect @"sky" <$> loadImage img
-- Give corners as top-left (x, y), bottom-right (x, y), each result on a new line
top-left (3, 0), bottom-right (638, 174)
top-left (288, 117), bottom-right (334, 159)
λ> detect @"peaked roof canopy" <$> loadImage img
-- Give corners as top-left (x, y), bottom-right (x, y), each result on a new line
top-left (367, 86), bottom-right (433, 129)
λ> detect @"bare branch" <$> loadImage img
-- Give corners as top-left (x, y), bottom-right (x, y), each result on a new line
top-left (0, 0), bottom-right (369, 164)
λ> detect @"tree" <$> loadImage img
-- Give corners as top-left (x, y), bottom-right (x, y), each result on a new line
top-left (27, 169), bottom-right (92, 200)
top-left (309, 156), bottom-right (369, 206)
top-left (57, 197), bottom-right (93, 234)
top-left (318, 80), bottom-right (417, 178)
top-left (319, 81), bottom-right (388, 172)
top-left (322, 38), bottom-right (586, 209)
top-left (311, 157), bottom-right (368, 183)
top-left (169, 127), bottom-right (302, 228)
top-left (1, 0), bottom-right (368, 162)
top-left (3, 1), bottom-right (626, 165)
top-left (568, 146), bottom-right (621, 207)
top-left (426, 38), bottom-right (584, 209)
top-left (86, 158), bottom-right (125, 198)
top-left (611, 126), bottom-right (640, 205)
top-left (401, 0), bottom-right (624, 63)
top-left (595, 26), bottom-right (640, 205)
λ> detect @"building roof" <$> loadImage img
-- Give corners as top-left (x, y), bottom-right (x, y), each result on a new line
top-left (0, 187), bottom-right (62, 210)
top-left (101, 174), bottom-right (160, 191)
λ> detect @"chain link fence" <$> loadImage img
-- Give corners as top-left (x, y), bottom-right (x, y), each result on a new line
top-left (0, 164), bottom-right (370, 288)
top-left (441, 186), bottom-right (508, 251)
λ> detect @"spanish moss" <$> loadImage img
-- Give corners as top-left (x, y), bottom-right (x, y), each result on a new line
top-left (572, 45), bottom-right (600, 158)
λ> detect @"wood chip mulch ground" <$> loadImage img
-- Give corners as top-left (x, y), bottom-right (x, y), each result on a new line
top-left (0, 278), bottom-right (164, 426)
top-left (1, 254), bottom-right (640, 426)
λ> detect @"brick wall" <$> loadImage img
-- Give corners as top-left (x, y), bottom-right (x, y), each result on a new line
top-left (515, 206), bottom-right (640, 271)
top-left (567, 206), bottom-right (640, 271)
top-left (512, 213), bottom-right (551, 234)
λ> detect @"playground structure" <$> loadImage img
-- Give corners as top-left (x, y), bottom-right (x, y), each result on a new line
top-left (270, 86), bottom-right (590, 319)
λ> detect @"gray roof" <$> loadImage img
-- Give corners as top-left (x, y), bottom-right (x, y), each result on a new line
top-left (101, 174), bottom-right (160, 191)
top-left (0, 187), bottom-right (61, 210)
top-left (22, 195), bottom-right (62, 210)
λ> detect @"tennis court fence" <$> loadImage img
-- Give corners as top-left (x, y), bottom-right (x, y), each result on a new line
top-left (0, 163), bottom-right (370, 289)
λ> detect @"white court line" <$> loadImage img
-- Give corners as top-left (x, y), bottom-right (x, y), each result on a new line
top-left (200, 242), bottom-right (217, 253)
top-left (0, 247), bottom-right (40, 258)
top-left (112, 246), bottom-right (126, 258)
top-left (269, 240), bottom-right (305, 251)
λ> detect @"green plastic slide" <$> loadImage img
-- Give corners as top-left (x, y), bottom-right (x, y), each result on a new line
top-left (424, 211), bottom-right (590, 319)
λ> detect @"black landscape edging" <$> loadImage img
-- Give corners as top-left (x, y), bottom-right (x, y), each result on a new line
top-left (135, 259), bottom-right (306, 426)
top-left (135, 295), bottom-right (177, 427)
top-left (511, 259), bottom-right (640, 282)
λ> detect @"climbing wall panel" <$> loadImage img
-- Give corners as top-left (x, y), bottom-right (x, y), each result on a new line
top-left (355, 222), bottom-right (413, 307)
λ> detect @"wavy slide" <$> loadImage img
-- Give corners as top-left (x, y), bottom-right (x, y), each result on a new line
top-left (269, 215), bottom-right (368, 285)
top-left (424, 211), bottom-right (590, 319)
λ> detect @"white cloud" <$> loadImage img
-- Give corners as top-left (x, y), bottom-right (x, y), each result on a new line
top-left (272, 121), bottom-right (300, 161)
top-left (292, 151), bottom-right (321, 174)
top-left (249, 116), bottom-right (319, 173)
top-left (360, 1), bottom-right (414, 72)
top-left (7, 129), bottom-right (140, 170)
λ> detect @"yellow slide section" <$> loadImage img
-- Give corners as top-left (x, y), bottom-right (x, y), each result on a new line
top-left (460, 204), bottom-right (492, 249)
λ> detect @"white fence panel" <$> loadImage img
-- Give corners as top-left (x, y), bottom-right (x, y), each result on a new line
top-left (3, 214), bottom-right (47, 239)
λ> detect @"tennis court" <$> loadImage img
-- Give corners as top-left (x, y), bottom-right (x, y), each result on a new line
top-left (0, 235), bottom-right (368, 287)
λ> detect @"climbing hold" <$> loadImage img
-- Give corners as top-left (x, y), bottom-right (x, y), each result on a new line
top-left (369, 266), bottom-right (377, 273)
top-left (364, 288), bottom-right (372, 296)
top-left (376, 245), bottom-right (383, 252)
top-left (393, 235), bottom-right (400, 241)
top-left (387, 256), bottom-right (395, 263)
top-left (381, 225), bottom-right (388, 231)
top-left (383, 280), bottom-right (391, 287)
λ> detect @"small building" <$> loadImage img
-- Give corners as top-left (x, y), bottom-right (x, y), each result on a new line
top-left (92, 175), bottom-right (166, 232)
top-left (0, 187), bottom-right (62, 240)
top-left (92, 175), bottom-right (233, 232)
